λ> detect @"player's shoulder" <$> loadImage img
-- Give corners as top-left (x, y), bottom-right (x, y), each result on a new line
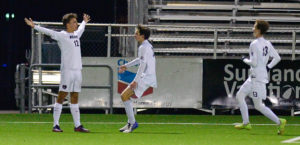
top-left (140, 41), bottom-right (152, 49)
top-left (265, 39), bottom-right (272, 46)
top-left (145, 40), bottom-right (153, 48)
top-left (60, 30), bottom-right (67, 34)
top-left (250, 39), bottom-right (258, 47)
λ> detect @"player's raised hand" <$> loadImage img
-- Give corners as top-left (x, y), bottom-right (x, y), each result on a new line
top-left (24, 18), bottom-right (35, 28)
top-left (118, 65), bottom-right (127, 73)
top-left (83, 13), bottom-right (91, 23)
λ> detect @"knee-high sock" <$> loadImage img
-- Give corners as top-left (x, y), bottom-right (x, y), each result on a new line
top-left (70, 104), bottom-right (81, 128)
top-left (53, 103), bottom-right (62, 127)
top-left (237, 92), bottom-right (249, 124)
top-left (253, 99), bottom-right (280, 125)
top-left (123, 100), bottom-right (135, 125)
top-left (258, 107), bottom-right (280, 125)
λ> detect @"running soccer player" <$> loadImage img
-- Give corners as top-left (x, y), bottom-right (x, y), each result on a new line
top-left (118, 25), bottom-right (157, 133)
top-left (234, 20), bottom-right (286, 135)
top-left (24, 13), bottom-right (90, 133)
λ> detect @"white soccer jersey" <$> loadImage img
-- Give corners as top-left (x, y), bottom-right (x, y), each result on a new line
top-left (243, 37), bottom-right (281, 83)
top-left (34, 21), bottom-right (86, 70)
top-left (125, 40), bottom-right (157, 88)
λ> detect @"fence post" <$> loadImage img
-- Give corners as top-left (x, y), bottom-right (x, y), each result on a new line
top-left (214, 29), bottom-right (218, 59)
top-left (107, 25), bottom-right (112, 57)
top-left (20, 64), bottom-right (26, 114)
top-left (37, 25), bottom-right (43, 114)
top-left (292, 31), bottom-right (296, 61)
top-left (134, 25), bottom-right (138, 57)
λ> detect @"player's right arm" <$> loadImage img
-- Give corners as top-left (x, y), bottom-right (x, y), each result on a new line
top-left (118, 58), bottom-right (140, 73)
top-left (119, 46), bottom-right (143, 73)
top-left (243, 43), bottom-right (258, 67)
top-left (24, 18), bottom-right (60, 40)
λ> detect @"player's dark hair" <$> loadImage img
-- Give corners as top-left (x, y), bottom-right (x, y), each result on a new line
top-left (62, 13), bottom-right (78, 27)
top-left (255, 20), bottom-right (269, 35)
top-left (137, 25), bottom-right (150, 40)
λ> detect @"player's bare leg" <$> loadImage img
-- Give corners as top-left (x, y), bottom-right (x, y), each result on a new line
top-left (53, 91), bottom-right (68, 132)
top-left (119, 87), bottom-right (138, 133)
top-left (70, 92), bottom-right (89, 133)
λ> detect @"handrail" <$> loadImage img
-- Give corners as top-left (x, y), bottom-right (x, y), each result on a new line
top-left (28, 64), bottom-right (114, 114)
top-left (32, 21), bottom-right (300, 31)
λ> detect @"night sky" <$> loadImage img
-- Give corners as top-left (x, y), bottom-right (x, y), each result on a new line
top-left (0, 0), bottom-right (127, 109)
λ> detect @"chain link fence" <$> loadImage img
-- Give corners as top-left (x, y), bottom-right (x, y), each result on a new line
top-left (31, 22), bottom-right (300, 65)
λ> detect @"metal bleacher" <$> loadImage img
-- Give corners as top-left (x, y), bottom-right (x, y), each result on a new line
top-left (146, 0), bottom-right (300, 58)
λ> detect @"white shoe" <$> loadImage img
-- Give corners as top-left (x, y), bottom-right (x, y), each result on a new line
top-left (123, 122), bottom-right (138, 133)
top-left (119, 123), bottom-right (130, 132)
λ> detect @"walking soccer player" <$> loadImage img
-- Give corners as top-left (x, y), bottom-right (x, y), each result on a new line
top-left (118, 25), bottom-right (157, 133)
top-left (24, 13), bottom-right (91, 132)
top-left (234, 20), bottom-right (286, 135)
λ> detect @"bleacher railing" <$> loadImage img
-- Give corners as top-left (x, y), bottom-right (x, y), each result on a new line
top-left (31, 22), bottom-right (300, 61)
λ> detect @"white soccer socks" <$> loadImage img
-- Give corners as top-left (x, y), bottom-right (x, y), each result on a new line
top-left (255, 105), bottom-right (280, 125)
top-left (237, 92), bottom-right (250, 124)
top-left (53, 103), bottom-right (62, 127)
top-left (123, 100), bottom-right (136, 125)
top-left (70, 104), bottom-right (81, 128)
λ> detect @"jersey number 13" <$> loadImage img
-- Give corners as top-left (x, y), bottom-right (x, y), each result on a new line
top-left (263, 46), bottom-right (268, 56)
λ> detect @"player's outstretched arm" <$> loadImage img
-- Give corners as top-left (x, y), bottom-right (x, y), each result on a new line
top-left (119, 57), bottom-right (141, 74)
top-left (76, 13), bottom-right (90, 38)
top-left (124, 58), bottom-right (141, 68)
top-left (25, 17), bottom-right (60, 40)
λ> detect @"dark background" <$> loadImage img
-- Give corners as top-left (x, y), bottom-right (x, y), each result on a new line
top-left (0, 0), bottom-right (127, 110)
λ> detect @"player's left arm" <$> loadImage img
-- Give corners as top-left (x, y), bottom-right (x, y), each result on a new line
top-left (76, 13), bottom-right (90, 38)
top-left (243, 43), bottom-right (258, 67)
top-left (267, 44), bottom-right (281, 69)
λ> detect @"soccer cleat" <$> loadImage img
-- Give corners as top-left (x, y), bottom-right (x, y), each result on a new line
top-left (119, 123), bottom-right (130, 132)
top-left (74, 125), bottom-right (90, 133)
top-left (123, 122), bottom-right (139, 133)
top-left (52, 125), bottom-right (63, 132)
top-left (277, 118), bottom-right (287, 135)
top-left (234, 123), bottom-right (252, 130)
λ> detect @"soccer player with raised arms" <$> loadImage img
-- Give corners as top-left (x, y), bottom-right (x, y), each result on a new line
top-left (118, 25), bottom-right (157, 133)
top-left (234, 20), bottom-right (286, 135)
top-left (24, 13), bottom-right (90, 132)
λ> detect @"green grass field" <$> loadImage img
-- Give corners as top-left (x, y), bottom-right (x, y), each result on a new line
top-left (0, 114), bottom-right (299, 145)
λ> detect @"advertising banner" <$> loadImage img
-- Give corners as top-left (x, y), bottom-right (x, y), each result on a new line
top-left (80, 57), bottom-right (203, 108)
top-left (203, 59), bottom-right (300, 110)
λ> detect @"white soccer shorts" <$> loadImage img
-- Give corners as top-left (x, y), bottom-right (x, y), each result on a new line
top-left (59, 69), bottom-right (82, 92)
top-left (132, 79), bottom-right (150, 99)
top-left (239, 77), bottom-right (267, 100)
